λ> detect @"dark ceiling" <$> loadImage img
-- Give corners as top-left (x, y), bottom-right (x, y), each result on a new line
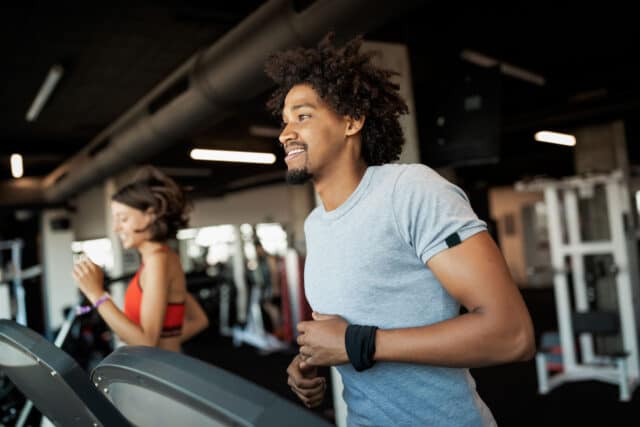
top-left (1, 1), bottom-right (639, 204)
top-left (0, 1), bottom-right (266, 180)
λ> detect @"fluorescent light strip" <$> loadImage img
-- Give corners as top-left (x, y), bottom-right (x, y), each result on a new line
top-left (534, 131), bottom-right (576, 146)
top-left (190, 149), bottom-right (276, 164)
top-left (461, 49), bottom-right (546, 86)
top-left (26, 65), bottom-right (64, 122)
top-left (10, 154), bottom-right (24, 178)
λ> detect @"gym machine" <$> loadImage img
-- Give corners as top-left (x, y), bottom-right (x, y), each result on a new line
top-left (1, 319), bottom-right (330, 426)
top-left (517, 170), bottom-right (640, 400)
top-left (93, 345), bottom-right (330, 426)
top-left (0, 319), bottom-right (132, 426)
top-left (0, 239), bottom-right (42, 326)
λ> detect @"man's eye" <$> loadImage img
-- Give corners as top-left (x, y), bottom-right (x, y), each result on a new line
top-left (298, 114), bottom-right (310, 121)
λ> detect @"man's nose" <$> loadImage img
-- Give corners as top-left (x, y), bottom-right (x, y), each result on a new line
top-left (279, 123), bottom-right (296, 146)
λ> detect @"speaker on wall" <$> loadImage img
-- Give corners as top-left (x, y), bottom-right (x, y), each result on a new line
top-left (424, 63), bottom-right (501, 168)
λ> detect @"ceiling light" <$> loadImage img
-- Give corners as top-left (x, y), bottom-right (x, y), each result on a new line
top-left (190, 149), bottom-right (276, 164)
top-left (10, 154), bottom-right (24, 178)
top-left (461, 49), bottom-right (545, 86)
top-left (534, 131), bottom-right (576, 146)
top-left (26, 64), bottom-right (64, 122)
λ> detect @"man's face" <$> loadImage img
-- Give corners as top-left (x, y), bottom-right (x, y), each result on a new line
top-left (279, 84), bottom-right (348, 184)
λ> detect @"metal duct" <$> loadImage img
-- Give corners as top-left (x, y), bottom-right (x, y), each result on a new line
top-left (43, 0), bottom-right (422, 203)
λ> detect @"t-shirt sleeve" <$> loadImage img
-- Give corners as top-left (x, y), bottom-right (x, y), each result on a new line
top-left (392, 165), bottom-right (487, 263)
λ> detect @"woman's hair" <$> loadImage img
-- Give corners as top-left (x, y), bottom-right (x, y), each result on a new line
top-left (265, 32), bottom-right (409, 166)
top-left (111, 165), bottom-right (190, 241)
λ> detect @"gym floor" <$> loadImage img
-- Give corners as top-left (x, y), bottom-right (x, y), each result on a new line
top-left (182, 287), bottom-right (640, 426)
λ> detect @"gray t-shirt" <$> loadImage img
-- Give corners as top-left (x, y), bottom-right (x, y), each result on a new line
top-left (304, 164), bottom-right (496, 427)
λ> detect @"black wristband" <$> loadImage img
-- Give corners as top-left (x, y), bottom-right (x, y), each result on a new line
top-left (345, 324), bottom-right (378, 372)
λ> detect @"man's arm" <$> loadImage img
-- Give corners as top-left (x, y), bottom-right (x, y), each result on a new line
top-left (297, 231), bottom-right (535, 368)
top-left (374, 231), bottom-right (534, 367)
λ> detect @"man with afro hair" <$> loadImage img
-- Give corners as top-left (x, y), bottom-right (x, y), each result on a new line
top-left (266, 33), bottom-right (533, 426)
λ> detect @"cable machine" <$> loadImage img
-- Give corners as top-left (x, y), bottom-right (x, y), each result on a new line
top-left (518, 170), bottom-right (640, 400)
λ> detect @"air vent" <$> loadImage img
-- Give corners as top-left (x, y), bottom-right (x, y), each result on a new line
top-left (54, 171), bottom-right (68, 185)
top-left (148, 77), bottom-right (190, 114)
top-left (88, 139), bottom-right (111, 158)
top-left (292, 0), bottom-right (317, 13)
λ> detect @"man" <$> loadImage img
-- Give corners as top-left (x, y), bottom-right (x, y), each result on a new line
top-left (265, 33), bottom-right (534, 426)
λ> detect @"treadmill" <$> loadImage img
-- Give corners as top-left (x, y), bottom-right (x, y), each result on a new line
top-left (92, 345), bottom-right (332, 427)
top-left (0, 319), bottom-right (132, 426)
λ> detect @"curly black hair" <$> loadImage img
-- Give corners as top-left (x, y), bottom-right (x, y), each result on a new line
top-left (265, 33), bottom-right (409, 166)
top-left (112, 166), bottom-right (190, 242)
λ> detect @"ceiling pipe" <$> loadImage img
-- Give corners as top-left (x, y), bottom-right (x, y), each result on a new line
top-left (42, 0), bottom-right (422, 203)
top-left (0, 179), bottom-right (46, 208)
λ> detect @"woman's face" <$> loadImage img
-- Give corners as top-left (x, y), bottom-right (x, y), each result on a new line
top-left (111, 201), bottom-right (152, 249)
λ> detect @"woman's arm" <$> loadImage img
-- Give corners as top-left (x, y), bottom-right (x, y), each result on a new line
top-left (180, 292), bottom-right (209, 343)
top-left (73, 255), bottom-right (168, 347)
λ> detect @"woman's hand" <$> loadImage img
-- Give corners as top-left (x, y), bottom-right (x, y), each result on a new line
top-left (72, 258), bottom-right (105, 303)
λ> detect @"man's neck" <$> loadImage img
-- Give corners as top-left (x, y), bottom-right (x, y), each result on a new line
top-left (315, 159), bottom-right (368, 211)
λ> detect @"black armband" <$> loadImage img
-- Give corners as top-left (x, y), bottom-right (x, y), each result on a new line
top-left (345, 324), bottom-right (378, 372)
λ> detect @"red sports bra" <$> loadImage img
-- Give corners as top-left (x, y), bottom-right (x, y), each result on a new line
top-left (124, 266), bottom-right (185, 338)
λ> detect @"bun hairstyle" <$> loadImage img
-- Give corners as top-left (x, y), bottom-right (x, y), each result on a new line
top-left (111, 165), bottom-right (190, 241)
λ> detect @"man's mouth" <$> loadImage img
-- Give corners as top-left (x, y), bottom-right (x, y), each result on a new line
top-left (285, 148), bottom-right (306, 162)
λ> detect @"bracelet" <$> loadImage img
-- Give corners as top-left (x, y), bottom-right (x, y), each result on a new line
top-left (345, 324), bottom-right (378, 372)
top-left (76, 293), bottom-right (110, 315)
top-left (93, 293), bottom-right (111, 309)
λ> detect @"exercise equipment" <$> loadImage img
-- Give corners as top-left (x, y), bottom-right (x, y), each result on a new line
top-left (0, 318), bottom-right (132, 426)
top-left (232, 246), bottom-right (304, 352)
top-left (0, 239), bottom-right (42, 326)
top-left (518, 170), bottom-right (640, 400)
top-left (232, 263), bottom-right (287, 352)
top-left (277, 249), bottom-right (311, 343)
top-left (2, 319), bottom-right (331, 426)
top-left (4, 279), bottom-right (122, 426)
top-left (0, 281), bottom-right (9, 321)
top-left (92, 345), bottom-right (331, 426)
top-left (12, 306), bottom-right (84, 427)
top-left (1, 371), bottom-right (22, 426)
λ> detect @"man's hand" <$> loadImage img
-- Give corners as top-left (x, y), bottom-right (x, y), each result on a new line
top-left (287, 354), bottom-right (326, 408)
top-left (297, 312), bottom-right (349, 367)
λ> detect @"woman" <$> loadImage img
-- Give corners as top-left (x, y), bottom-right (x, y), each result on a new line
top-left (72, 166), bottom-right (209, 352)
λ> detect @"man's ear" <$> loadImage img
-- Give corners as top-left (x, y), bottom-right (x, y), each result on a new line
top-left (345, 115), bottom-right (366, 136)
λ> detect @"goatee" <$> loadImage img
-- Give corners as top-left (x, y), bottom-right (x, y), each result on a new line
top-left (286, 168), bottom-right (313, 185)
